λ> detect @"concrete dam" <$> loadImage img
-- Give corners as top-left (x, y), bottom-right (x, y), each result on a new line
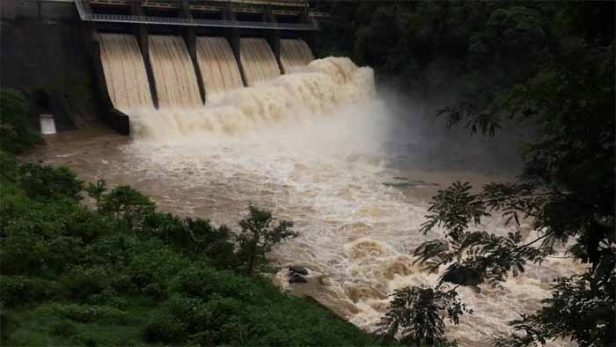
top-left (1, 0), bottom-right (322, 134)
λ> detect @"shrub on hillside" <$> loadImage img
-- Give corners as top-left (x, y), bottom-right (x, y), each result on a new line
top-left (148, 295), bottom-right (247, 346)
top-left (82, 233), bottom-right (134, 267)
top-left (0, 198), bottom-right (110, 277)
top-left (185, 296), bottom-right (247, 346)
top-left (0, 151), bottom-right (20, 182)
top-left (171, 266), bottom-right (253, 301)
top-left (143, 310), bottom-right (188, 343)
top-left (0, 276), bottom-right (57, 308)
top-left (0, 89), bottom-right (43, 154)
top-left (128, 247), bottom-right (192, 298)
top-left (87, 181), bottom-right (155, 229)
top-left (0, 303), bottom-right (11, 341)
top-left (86, 287), bottom-right (128, 309)
top-left (143, 212), bottom-right (237, 268)
top-left (0, 231), bottom-right (83, 276)
top-left (236, 205), bottom-right (297, 275)
top-left (183, 218), bottom-right (237, 265)
top-left (19, 163), bottom-right (83, 201)
top-left (49, 320), bottom-right (78, 338)
top-left (37, 303), bottom-right (128, 324)
top-left (59, 265), bottom-right (113, 301)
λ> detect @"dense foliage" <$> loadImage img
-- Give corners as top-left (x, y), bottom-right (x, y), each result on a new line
top-left (316, 1), bottom-right (615, 346)
top-left (317, 1), bottom-right (614, 96)
top-left (377, 285), bottom-right (470, 347)
top-left (0, 89), bottom-right (43, 153)
top-left (236, 206), bottom-right (297, 275)
top-left (0, 90), bottom-right (378, 346)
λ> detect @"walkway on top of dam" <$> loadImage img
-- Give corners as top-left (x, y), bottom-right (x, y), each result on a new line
top-left (74, 0), bottom-right (321, 31)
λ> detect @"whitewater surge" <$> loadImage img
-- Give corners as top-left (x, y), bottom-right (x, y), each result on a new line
top-left (100, 57), bottom-right (583, 347)
top-left (129, 57), bottom-right (375, 140)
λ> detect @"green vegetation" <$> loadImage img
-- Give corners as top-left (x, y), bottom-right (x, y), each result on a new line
top-left (237, 206), bottom-right (297, 275)
top-left (318, 2), bottom-right (614, 97)
top-left (0, 89), bottom-right (378, 346)
top-left (377, 286), bottom-right (470, 347)
top-left (0, 89), bottom-right (43, 153)
top-left (318, 2), bottom-right (614, 346)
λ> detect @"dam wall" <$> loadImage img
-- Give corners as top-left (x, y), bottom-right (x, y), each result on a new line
top-left (0, 18), bottom-right (102, 130)
top-left (1, 0), bottom-right (326, 135)
top-left (1, 0), bottom-right (77, 21)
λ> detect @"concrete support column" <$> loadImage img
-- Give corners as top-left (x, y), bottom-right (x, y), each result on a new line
top-left (299, 7), bottom-right (317, 52)
top-left (224, 3), bottom-right (247, 87)
top-left (179, 0), bottom-right (206, 104)
top-left (83, 23), bottom-right (113, 111)
top-left (264, 6), bottom-right (283, 74)
top-left (0, 0), bottom-right (15, 20)
top-left (132, 0), bottom-right (159, 108)
top-left (82, 0), bottom-right (93, 13)
top-left (83, 22), bottom-right (130, 135)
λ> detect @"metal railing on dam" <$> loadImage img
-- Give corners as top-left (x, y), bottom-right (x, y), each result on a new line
top-left (74, 0), bottom-right (319, 30)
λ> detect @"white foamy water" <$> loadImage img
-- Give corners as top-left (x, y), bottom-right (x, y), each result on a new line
top-left (110, 57), bottom-right (582, 346)
top-left (129, 58), bottom-right (374, 139)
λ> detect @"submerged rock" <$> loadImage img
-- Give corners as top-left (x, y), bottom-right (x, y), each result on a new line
top-left (439, 265), bottom-right (482, 287)
top-left (382, 179), bottom-right (439, 188)
top-left (382, 182), bottom-right (413, 188)
top-left (289, 266), bottom-right (309, 276)
top-left (289, 273), bottom-right (308, 284)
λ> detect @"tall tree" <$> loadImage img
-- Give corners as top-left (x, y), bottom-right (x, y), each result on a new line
top-left (378, 285), bottom-right (470, 346)
top-left (332, 1), bottom-right (616, 346)
top-left (411, 2), bottom-right (615, 346)
top-left (236, 205), bottom-right (297, 275)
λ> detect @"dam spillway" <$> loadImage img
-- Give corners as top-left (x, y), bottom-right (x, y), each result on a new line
top-left (149, 35), bottom-right (203, 108)
top-left (97, 35), bottom-right (315, 112)
top-left (73, 0), bottom-right (322, 133)
top-left (196, 37), bottom-right (244, 98)
top-left (280, 39), bottom-right (314, 74)
top-left (239, 38), bottom-right (281, 87)
top-left (99, 33), bottom-right (154, 113)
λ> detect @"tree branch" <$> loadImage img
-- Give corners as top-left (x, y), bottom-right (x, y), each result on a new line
top-left (510, 231), bottom-right (555, 257)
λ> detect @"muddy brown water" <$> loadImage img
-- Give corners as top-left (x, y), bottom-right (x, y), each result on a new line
top-left (23, 51), bottom-right (580, 347)
top-left (24, 125), bottom-right (581, 347)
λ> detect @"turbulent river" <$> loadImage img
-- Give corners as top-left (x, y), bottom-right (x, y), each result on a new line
top-left (28, 57), bottom-right (583, 347)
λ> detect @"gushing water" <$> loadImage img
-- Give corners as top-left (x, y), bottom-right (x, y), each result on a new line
top-left (280, 39), bottom-right (314, 74)
top-left (128, 58), bottom-right (374, 139)
top-left (196, 37), bottom-right (244, 99)
top-left (239, 38), bottom-right (281, 86)
top-left (98, 33), bottom-right (153, 112)
top-left (53, 56), bottom-right (583, 346)
top-left (149, 35), bottom-right (203, 108)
